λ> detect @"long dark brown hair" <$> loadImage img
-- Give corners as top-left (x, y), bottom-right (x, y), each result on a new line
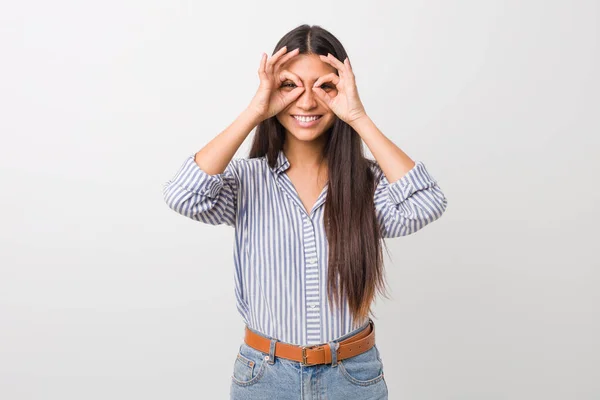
top-left (248, 24), bottom-right (391, 323)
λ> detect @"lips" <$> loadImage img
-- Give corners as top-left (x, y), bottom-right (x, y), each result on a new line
top-left (292, 114), bottom-right (323, 127)
top-left (292, 115), bottom-right (323, 119)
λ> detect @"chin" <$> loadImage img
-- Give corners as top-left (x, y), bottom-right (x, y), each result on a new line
top-left (290, 130), bottom-right (325, 141)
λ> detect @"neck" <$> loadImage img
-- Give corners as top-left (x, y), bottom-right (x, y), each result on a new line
top-left (282, 135), bottom-right (327, 171)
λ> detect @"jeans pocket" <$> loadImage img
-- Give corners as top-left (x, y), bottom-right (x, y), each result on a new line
top-left (231, 343), bottom-right (269, 386)
top-left (338, 344), bottom-right (385, 386)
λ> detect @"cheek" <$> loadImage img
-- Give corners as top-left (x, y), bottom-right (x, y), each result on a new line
top-left (275, 114), bottom-right (290, 128)
top-left (323, 114), bottom-right (337, 128)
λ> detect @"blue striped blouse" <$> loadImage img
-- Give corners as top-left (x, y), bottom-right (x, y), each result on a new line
top-left (163, 149), bottom-right (447, 346)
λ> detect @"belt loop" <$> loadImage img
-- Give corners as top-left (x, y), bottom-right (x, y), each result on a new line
top-left (327, 341), bottom-right (339, 367)
top-left (267, 338), bottom-right (277, 365)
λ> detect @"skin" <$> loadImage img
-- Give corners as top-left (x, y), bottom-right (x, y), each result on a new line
top-left (193, 47), bottom-right (415, 190)
top-left (275, 53), bottom-right (338, 170)
top-left (274, 50), bottom-right (416, 187)
top-left (273, 51), bottom-right (370, 176)
top-left (273, 52), bottom-right (366, 208)
top-left (255, 47), bottom-right (416, 189)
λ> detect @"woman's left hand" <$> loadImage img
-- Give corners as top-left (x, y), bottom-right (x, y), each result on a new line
top-left (312, 54), bottom-right (367, 125)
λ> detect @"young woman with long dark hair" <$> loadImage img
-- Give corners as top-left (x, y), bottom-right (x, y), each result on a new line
top-left (163, 24), bottom-right (448, 399)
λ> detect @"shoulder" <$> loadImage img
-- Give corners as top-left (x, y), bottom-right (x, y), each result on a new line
top-left (230, 156), bottom-right (265, 169)
top-left (227, 156), bottom-right (268, 179)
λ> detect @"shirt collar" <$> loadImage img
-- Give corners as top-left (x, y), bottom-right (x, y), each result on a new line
top-left (270, 149), bottom-right (290, 175)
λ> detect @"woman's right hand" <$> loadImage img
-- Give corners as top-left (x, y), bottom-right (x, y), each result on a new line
top-left (247, 46), bottom-right (305, 122)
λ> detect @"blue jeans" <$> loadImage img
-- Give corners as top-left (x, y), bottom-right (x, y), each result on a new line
top-left (230, 319), bottom-right (388, 399)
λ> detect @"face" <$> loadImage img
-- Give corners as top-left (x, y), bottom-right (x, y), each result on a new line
top-left (275, 54), bottom-right (338, 142)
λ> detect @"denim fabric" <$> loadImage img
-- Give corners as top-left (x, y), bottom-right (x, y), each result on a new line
top-left (230, 320), bottom-right (388, 399)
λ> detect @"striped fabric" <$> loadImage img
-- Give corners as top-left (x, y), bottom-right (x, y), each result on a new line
top-left (163, 149), bottom-right (447, 346)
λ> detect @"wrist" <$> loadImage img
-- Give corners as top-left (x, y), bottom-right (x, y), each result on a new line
top-left (242, 107), bottom-right (264, 126)
top-left (348, 113), bottom-right (370, 129)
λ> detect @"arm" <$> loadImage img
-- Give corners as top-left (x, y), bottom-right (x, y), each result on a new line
top-left (162, 108), bottom-right (261, 227)
top-left (350, 115), bottom-right (448, 238)
top-left (371, 160), bottom-right (447, 237)
top-left (163, 155), bottom-right (241, 227)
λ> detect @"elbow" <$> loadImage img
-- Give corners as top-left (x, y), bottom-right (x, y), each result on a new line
top-left (162, 182), bottom-right (178, 211)
top-left (162, 182), bottom-right (194, 216)
top-left (421, 185), bottom-right (448, 222)
top-left (421, 193), bottom-right (448, 225)
top-left (432, 192), bottom-right (448, 220)
top-left (404, 193), bottom-right (448, 235)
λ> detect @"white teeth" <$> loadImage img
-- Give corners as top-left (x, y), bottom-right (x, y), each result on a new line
top-left (294, 115), bottom-right (320, 122)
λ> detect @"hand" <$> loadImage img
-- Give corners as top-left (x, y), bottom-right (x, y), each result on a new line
top-left (247, 46), bottom-right (305, 122)
top-left (312, 54), bottom-right (367, 125)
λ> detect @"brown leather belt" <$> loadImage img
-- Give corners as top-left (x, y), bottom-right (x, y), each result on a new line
top-left (244, 319), bottom-right (376, 366)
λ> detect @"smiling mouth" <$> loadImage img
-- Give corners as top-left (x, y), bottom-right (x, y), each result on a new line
top-left (292, 115), bottom-right (323, 122)
top-left (291, 115), bottom-right (323, 128)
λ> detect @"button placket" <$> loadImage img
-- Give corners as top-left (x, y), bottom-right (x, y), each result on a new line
top-left (303, 218), bottom-right (322, 345)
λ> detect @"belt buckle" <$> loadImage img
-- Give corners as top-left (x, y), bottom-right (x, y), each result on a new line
top-left (301, 344), bottom-right (321, 366)
top-left (301, 346), bottom-right (310, 365)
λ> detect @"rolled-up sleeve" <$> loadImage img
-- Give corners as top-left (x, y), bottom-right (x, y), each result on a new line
top-left (372, 161), bottom-right (447, 238)
top-left (162, 154), bottom-right (240, 227)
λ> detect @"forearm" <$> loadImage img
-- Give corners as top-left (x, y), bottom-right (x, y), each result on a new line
top-left (194, 108), bottom-right (262, 175)
top-left (349, 114), bottom-right (416, 184)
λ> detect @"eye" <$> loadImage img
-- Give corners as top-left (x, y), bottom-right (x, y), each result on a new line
top-left (281, 81), bottom-right (334, 90)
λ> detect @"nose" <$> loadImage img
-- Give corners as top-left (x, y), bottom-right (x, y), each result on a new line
top-left (295, 85), bottom-right (318, 110)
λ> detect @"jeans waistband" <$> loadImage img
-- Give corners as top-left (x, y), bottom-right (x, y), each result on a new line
top-left (245, 317), bottom-right (373, 347)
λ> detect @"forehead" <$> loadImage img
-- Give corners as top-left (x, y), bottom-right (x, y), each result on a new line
top-left (283, 54), bottom-right (337, 81)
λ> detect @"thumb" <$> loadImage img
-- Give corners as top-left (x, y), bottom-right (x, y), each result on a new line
top-left (312, 87), bottom-right (331, 106)
top-left (284, 86), bottom-right (305, 104)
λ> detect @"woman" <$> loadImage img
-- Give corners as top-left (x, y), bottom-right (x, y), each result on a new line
top-left (163, 24), bottom-right (448, 399)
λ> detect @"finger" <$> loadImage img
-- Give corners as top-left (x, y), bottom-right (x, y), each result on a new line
top-left (286, 86), bottom-right (305, 102)
top-left (266, 46), bottom-right (289, 74)
top-left (312, 87), bottom-right (333, 107)
top-left (279, 87), bottom-right (305, 110)
top-left (326, 53), bottom-right (347, 73)
top-left (258, 53), bottom-right (267, 79)
top-left (319, 53), bottom-right (346, 76)
top-left (344, 57), bottom-right (355, 79)
top-left (274, 48), bottom-right (300, 71)
top-left (327, 53), bottom-right (346, 69)
top-left (313, 73), bottom-right (340, 89)
top-left (280, 70), bottom-right (303, 88)
top-left (345, 56), bottom-right (351, 68)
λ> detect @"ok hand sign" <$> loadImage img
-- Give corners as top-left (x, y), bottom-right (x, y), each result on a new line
top-left (312, 54), bottom-right (367, 125)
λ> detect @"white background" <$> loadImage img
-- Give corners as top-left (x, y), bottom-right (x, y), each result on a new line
top-left (1, 0), bottom-right (598, 398)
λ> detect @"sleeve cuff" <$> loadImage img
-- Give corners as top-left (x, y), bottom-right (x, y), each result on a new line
top-left (387, 161), bottom-right (438, 204)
